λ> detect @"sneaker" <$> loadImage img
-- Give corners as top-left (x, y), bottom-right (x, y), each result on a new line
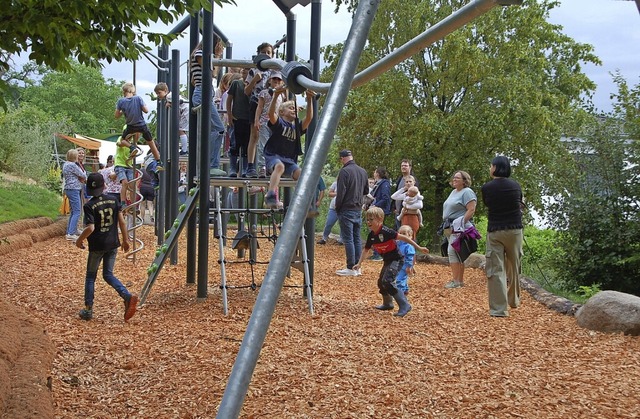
top-left (228, 172), bottom-right (238, 178)
top-left (124, 294), bottom-right (139, 321)
top-left (155, 161), bottom-right (165, 172)
top-left (248, 186), bottom-right (263, 195)
top-left (444, 280), bottom-right (463, 289)
top-left (245, 168), bottom-right (258, 178)
top-left (66, 234), bottom-right (79, 241)
top-left (129, 145), bottom-right (140, 158)
top-left (210, 167), bottom-right (227, 177)
top-left (258, 167), bottom-right (267, 178)
top-left (336, 268), bottom-right (361, 277)
top-left (79, 308), bottom-right (93, 320)
top-left (317, 238), bottom-right (327, 245)
top-left (368, 254), bottom-right (383, 262)
top-left (265, 190), bottom-right (278, 209)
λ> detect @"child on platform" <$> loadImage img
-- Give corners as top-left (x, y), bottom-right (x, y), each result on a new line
top-left (353, 207), bottom-right (428, 317)
top-left (263, 87), bottom-right (314, 208)
top-left (75, 173), bottom-right (138, 322)
top-left (154, 82), bottom-right (189, 155)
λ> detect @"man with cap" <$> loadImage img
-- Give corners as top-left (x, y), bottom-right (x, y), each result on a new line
top-left (252, 70), bottom-right (285, 178)
top-left (75, 172), bottom-right (138, 322)
top-left (335, 150), bottom-right (369, 276)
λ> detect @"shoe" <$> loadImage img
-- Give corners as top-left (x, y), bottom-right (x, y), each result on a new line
top-left (154, 161), bottom-right (165, 172)
top-left (444, 280), bottom-right (463, 289)
top-left (228, 172), bottom-right (237, 178)
top-left (210, 167), bottom-right (227, 177)
top-left (79, 308), bottom-right (93, 320)
top-left (129, 145), bottom-right (141, 158)
top-left (258, 167), bottom-right (267, 178)
top-left (265, 190), bottom-right (279, 209)
top-left (66, 234), bottom-right (79, 241)
top-left (307, 209), bottom-right (320, 218)
top-left (368, 254), bottom-right (383, 262)
top-left (245, 168), bottom-right (258, 178)
top-left (317, 238), bottom-right (327, 245)
top-left (124, 294), bottom-right (139, 321)
top-left (180, 151), bottom-right (188, 156)
top-left (337, 241), bottom-right (344, 245)
top-left (248, 186), bottom-right (263, 195)
top-left (336, 268), bottom-right (361, 276)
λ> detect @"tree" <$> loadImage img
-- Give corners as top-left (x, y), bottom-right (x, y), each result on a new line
top-left (0, 0), bottom-right (235, 109)
top-left (21, 62), bottom-right (123, 135)
top-left (321, 0), bottom-right (599, 246)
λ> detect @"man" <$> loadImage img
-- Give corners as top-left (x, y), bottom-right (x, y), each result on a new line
top-left (394, 159), bottom-right (418, 230)
top-left (335, 150), bottom-right (369, 276)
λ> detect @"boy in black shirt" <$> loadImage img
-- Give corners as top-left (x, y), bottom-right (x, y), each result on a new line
top-left (75, 173), bottom-right (138, 321)
top-left (354, 207), bottom-right (429, 317)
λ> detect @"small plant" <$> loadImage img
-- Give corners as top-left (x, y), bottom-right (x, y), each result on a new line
top-left (576, 284), bottom-right (601, 300)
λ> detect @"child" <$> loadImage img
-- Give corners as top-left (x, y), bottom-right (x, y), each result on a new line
top-left (75, 173), bottom-right (138, 322)
top-left (353, 207), bottom-right (429, 317)
top-left (115, 82), bottom-right (164, 171)
top-left (263, 87), bottom-right (314, 208)
top-left (114, 130), bottom-right (137, 209)
top-left (395, 225), bottom-right (416, 296)
top-left (226, 70), bottom-right (253, 177)
top-left (254, 71), bottom-right (285, 178)
top-left (154, 82), bottom-right (189, 155)
top-left (397, 185), bottom-right (424, 226)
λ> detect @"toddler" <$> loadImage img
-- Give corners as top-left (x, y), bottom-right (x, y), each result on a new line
top-left (395, 225), bottom-right (416, 295)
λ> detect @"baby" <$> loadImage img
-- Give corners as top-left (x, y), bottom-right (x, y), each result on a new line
top-left (397, 185), bottom-right (424, 226)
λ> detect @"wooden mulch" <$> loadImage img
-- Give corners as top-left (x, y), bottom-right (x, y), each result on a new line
top-left (1, 225), bottom-right (639, 418)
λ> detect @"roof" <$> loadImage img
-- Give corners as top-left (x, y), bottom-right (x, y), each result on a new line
top-left (55, 133), bottom-right (101, 151)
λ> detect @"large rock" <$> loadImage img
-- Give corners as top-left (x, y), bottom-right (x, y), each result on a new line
top-left (576, 291), bottom-right (640, 336)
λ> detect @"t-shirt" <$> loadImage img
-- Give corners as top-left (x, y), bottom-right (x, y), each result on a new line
top-left (365, 225), bottom-right (403, 263)
top-left (116, 95), bottom-right (146, 126)
top-left (481, 178), bottom-right (523, 232)
top-left (265, 117), bottom-right (303, 160)
top-left (246, 68), bottom-right (272, 101)
top-left (442, 187), bottom-right (476, 227)
top-left (83, 194), bottom-right (121, 252)
top-left (190, 49), bottom-right (203, 87)
top-left (228, 79), bottom-right (251, 121)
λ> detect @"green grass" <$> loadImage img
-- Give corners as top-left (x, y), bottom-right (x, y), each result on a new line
top-left (0, 180), bottom-right (61, 223)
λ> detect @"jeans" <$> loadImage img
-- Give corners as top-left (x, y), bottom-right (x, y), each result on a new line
top-left (84, 248), bottom-right (130, 308)
top-left (257, 123), bottom-right (271, 169)
top-left (65, 188), bottom-right (82, 235)
top-left (192, 85), bottom-right (224, 169)
top-left (322, 208), bottom-right (339, 240)
top-left (338, 209), bottom-right (363, 269)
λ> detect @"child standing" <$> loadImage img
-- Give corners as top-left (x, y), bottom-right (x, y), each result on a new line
top-left (115, 82), bottom-right (163, 171)
top-left (263, 87), bottom-right (314, 208)
top-left (395, 225), bottom-right (416, 296)
top-left (353, 207), bottom-right (429, 317)
top-left (254, 71), bottom-right (285, 178)
top-left (75, 173), bottom-right (138, 322)
top-left (154, 82), bottom-right (189, 155)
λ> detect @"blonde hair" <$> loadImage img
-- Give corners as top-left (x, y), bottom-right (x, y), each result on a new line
top-left (398, 225), bottom-right (413, 237)
top-left (407, 186), bottom-right (419, 196)
top-left (278, 100), bottom-right (295, 115)
top-left (450, 170), bottom-right (472, 188)
top-left (122, 82), bottom-right (136, 95)
top-left (365, 206), bottom-right (384, 221)
top-left (66, 149), bottom-right (79, 162)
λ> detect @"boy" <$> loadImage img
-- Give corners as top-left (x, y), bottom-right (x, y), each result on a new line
top-left (75, 173), bottom-right (138, 322)
top-left (263, 87), bottom-right (314, 208)
top-left (114, 129), bottom-right (137, 209)
top-left (353, 207), bottom-right (429, 317)
top-left (154, 82), bottom-right (189, 155)
top-left (115, 82), bottom-right (164, 171)
top-left (395, 225), bottom-right (416, 295)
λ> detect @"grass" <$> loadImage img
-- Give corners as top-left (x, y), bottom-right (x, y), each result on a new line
top-left (0, 177), bottom-right (61, 224)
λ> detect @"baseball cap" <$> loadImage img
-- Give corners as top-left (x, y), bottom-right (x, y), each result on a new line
top-left (339, 150), bottom-right (352, 158)
top-left (86, 172), bottom-right (105, 196)
top-left (270, 71), bottom-right (283, 80)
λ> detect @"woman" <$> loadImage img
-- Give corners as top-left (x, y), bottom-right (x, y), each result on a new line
top-left (442, 170), bottom-right (476, 288)
top-left (481, 156), bottom-right (524, 317)
top-left (62, 149), bottom-right (87, 241)
top-left (366, 167), bottom-right (392, 261)
top-left (391, 175), bottom-right (422, 239)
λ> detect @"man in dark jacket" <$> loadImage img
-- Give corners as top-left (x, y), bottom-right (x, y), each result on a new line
top-left (335, 150), bottom-right (369, 276)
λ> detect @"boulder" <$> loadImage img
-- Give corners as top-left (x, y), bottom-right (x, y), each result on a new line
top-left (576, 291), bottom-right (640, 336)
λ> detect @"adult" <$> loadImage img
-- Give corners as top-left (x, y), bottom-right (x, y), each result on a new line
top-left (335, 150), bottom-right (369, 276)
top-left (367, 166), bottom-right (392, 261)
top-left (393, 159), bottom-right (418, 230)
top-left (317, 180), bottom-right (343, 245)
top-left (442, 170), bottom-right (477, 288)
top-left (190, 40), bottom-right (226, 176)
top-left (106, 154), bottom-right (114, 168)
top-left (391, 175), bottom-right (421, 239)
top-left (481, 156), bottom-right (524, 317)
top-left (62, 149), bottom-right (87, 241)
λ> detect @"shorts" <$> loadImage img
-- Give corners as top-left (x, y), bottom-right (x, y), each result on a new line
top-left (115, 166), bottom-right (134, 184)
top-left (122, 124), bottom-right (153, 143)
top-left (140, 185), bottom-right (156, 201)
top-left (265, 154), bottom-right (300, 178)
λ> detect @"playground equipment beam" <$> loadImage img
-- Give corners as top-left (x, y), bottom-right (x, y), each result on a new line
top-left (215, 1), bottom-right (381, 417)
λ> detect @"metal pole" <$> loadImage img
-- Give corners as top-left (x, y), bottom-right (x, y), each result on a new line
top-left (157, 45), bottom-right (169, 245)
top-left (215, 1), bottom-right (381, 417)
top-left (169, 49), bottom-right (181, 264)
top-left (197, 4), bottom-right (214, 300)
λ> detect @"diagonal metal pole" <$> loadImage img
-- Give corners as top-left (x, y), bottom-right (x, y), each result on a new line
top-left (215, 1), bottom-right (382, 417)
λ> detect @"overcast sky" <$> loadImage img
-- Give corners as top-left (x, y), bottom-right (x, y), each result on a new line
top-left (101, 0), bottom-right (639, 113)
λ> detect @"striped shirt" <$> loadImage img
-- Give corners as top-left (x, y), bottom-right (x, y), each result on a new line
top-left (190, 49), bottom-right (203, 87)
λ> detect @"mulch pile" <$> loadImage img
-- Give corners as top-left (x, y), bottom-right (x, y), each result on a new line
top-left (1, 223), bottom-right (639, 418)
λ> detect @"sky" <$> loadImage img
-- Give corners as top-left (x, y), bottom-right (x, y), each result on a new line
top-left (101, 0), bottom-right (639, 113)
